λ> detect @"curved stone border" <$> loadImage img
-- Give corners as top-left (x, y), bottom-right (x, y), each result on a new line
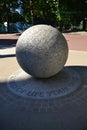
top-left (7, 67), bottom-right (81, 99)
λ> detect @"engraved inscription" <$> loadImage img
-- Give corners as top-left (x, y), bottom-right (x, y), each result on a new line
top-left (7, 68), bottom-right (81, 99)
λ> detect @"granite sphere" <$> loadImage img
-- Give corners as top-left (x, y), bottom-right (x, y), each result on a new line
top-left (16, 25), bottom-right (68, 78)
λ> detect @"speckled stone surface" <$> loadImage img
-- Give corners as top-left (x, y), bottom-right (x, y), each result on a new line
top-left (16, 25), bottom-right (68, 78)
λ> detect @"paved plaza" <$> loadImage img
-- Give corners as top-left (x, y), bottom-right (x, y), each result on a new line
top-left (0, 31), bottom-right (87, 130)
top-left (0, 32), bottom-right (87, 82)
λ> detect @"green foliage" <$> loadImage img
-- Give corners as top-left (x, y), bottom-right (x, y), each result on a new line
top-left (0, 0), bottom-right (24, 32)
top-left (22, 0), bottom-right (60, 25)
top-left (0, 0), bottom-right (87, 32)
top-left (59, 0), bottom-right (87, 26)
top-left (0, 0), bottom-right (17, 23)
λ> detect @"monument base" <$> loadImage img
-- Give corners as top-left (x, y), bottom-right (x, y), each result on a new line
top-left (0, 66), bottom-right (87, 130)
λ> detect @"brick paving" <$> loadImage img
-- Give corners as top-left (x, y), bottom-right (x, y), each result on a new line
top-left (0, 32), bottom-right (87, 51)
top-left (63, 32), bottom-right (87, 51)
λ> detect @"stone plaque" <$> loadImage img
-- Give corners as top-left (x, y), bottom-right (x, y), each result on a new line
top-left (7, 67), bottom-right (81, 99)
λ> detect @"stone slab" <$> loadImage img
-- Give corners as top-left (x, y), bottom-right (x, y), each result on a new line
top-left (0, 66), bottom-right (87, 130)
top-left (0, 46), bottom-right (87, 129)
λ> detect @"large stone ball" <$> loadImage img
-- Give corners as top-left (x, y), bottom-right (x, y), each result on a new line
top-left (16, 25), bottom-right (68, 78)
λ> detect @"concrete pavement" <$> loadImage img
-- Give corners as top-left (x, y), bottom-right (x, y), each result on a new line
top-left (0, 46), bottom-right (87, 130)
top-left (0, 46), bottom-right (87, 82)
top-left (0, 32), bottom-right (87, 130)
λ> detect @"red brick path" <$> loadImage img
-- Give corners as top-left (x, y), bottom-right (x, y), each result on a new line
top-left (64, 33), bottom-right (87, 51)
top-left (0, 33), bottom-right (87, 51)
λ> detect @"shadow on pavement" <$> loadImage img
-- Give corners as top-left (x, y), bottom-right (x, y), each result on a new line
top-left (0, 66), bottom-right (87, 130)
top-left (0, 39), bottom-right (17, 47)
top-left (0, 54), bottom-right (16, 58)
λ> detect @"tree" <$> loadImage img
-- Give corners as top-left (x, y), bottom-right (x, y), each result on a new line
top-left (59, 0), bottom-right (87, 26)
top-left (22, 0), bottom-right (59, 26)
top-left (0, 0), bottom-right (20, 32)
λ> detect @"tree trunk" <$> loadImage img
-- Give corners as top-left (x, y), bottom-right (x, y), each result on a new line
top-left (7, 18), bottom-right (10, 33)
top-left (7, 6), bottom-right (10, 33)
top-left (30, 0), bottom-right (34, 25)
